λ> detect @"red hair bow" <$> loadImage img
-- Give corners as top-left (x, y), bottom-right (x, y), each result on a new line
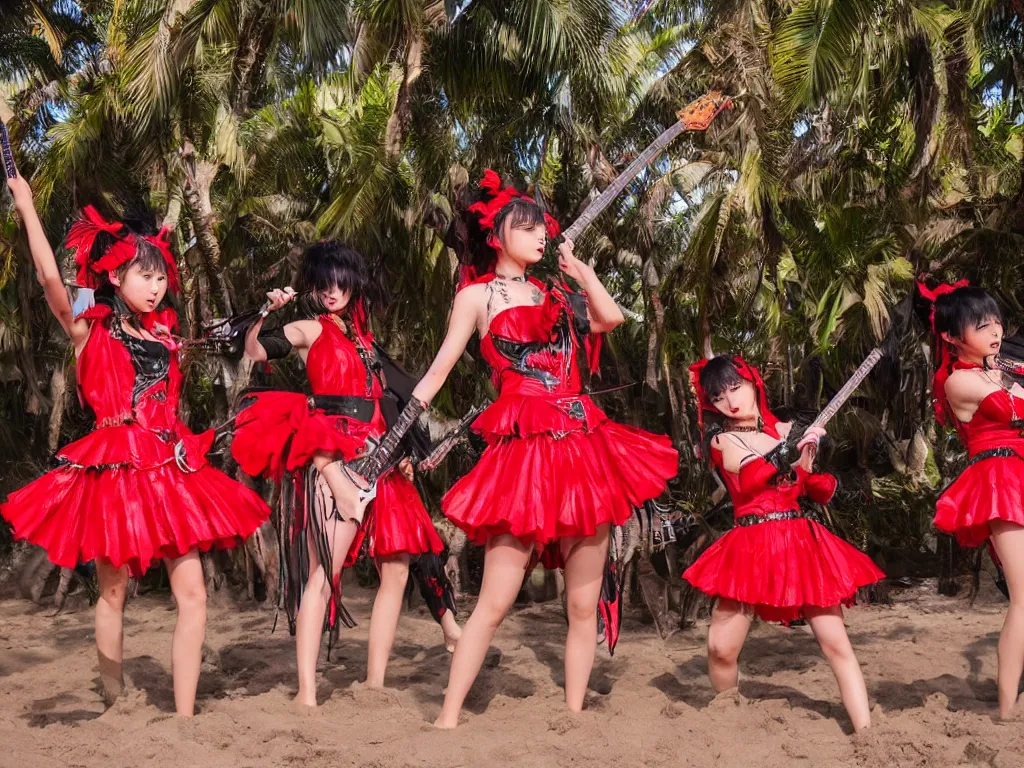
top-left (66, 206), bottom-right (180, 292)
top-left (467, 169), bottom-right (561, 241)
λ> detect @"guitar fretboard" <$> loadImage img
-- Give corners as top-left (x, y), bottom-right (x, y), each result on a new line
top-left (1, 124), bottom-right (16, 179)
top-left (562, 119), bottom-right (688, 241)
top-left (811, 348), bottom-right (883, 428)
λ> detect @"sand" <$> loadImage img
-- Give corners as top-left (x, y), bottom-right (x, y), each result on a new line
top-left (2, 577), bottom-right (1024, 768)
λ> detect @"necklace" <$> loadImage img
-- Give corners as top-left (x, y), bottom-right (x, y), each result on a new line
top-left (724, 417), bottom-right (764, 433)
top-left (328, 312), bottom-right (348, 334)
top-left (494, 272), bottom-right (527, 282)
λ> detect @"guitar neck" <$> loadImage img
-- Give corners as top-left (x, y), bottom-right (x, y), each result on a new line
top-left (418, 406), bottom-right (485, 470)
top-left (1, 123), bottom-right (16, 179)
top-left (810, 348), bottom-right (883, 429)
top-left (562, 119), bottom-right (687, 242)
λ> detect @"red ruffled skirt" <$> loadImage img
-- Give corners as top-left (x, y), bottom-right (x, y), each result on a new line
top-left (232, 391), bottom-right (373, 478)
top-left (682, 517), bottom-right (884, 623)
top-left (442, 393), bottom-right (678, 547)
top-left (934, 451), bottom-right (1024, 547)
top-left (235, 390), bottom-right (442, 560)
top-left (1, 425), bottom-right (270, 577)
top-left (348, 471), bottom-right (444, 561)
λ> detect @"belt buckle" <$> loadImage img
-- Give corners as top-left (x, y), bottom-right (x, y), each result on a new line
top-left (566, 399), bottom-right (585, 421)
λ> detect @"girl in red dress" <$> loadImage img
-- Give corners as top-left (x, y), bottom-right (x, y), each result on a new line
top-left (396, 170), bottom-right (678, 727)
top-left (232, 240), bottom-right (460, 707)
top-left (1, 173), bottom-right (271, 716)
top-left (921, 282), bottom-right (1024, 719)
top-left (684, 355), bottom-right (883, 732)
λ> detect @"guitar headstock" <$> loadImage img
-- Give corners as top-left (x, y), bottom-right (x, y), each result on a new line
top-left (676, 91), bottom-right (734, 132)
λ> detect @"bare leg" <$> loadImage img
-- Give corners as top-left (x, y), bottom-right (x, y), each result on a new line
top-left (314, 454), bottom-right (365, 524)
top-left (560, 525), bottom-right (609, 712)
top-left (365, 553), bottom-right (411, 688)
top-left (95, 559), bottom-right (128, 705)
top-left (805, 605), bottom-right (871, 731)
top-left (706, 598), bottom-right (752, 691)
top-left (293, 481), bottom-right (360, 708)
top-left (165, 549), bottom-right (207, 717)
top-left (990, 520), bottom-right (1024, 719)
top-left (434, 535), bottom-right (533, 729)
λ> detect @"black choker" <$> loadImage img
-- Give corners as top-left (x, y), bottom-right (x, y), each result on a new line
top-left (725, 418), bottom-right (763, 433)
top-left (494, 273), bottom-right (527, 282)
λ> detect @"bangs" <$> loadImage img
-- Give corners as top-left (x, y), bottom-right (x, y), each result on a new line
top-left (129, 240), bottom-right (168, 274)
top-left (305, 260), bottom-right (358, 294)
top-left (496, 198), bottom-right (546, 233)
top-left (300, 240), bottom-right (368, 298)
top-left (112, 238), bottom-right (167, 280)
top-left (934, 286), bottom-right (1002, 338)
top-left (699, 356), bottom-right (744, 401)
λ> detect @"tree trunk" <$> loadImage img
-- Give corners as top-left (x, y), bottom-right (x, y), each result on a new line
top-left (231, 11), bottom-right (275, 119)
top-left (385, 27), bottom-right (425, 159)
top-left (46, 362), bottom-right (68, 453)
top-left (180, 139), bottom-right (232, 315)
top-left (642, 257), bottom-right (661, 391)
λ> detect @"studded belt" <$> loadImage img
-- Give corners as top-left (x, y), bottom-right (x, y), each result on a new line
top-left (735, 509), bottom-right (806, 527)
top-left (966, 446), bottom-right (1022, 466)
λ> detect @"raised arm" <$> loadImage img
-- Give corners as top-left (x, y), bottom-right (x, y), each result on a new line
top-left (410, 285), bottom-right (481, 405)
top-left (243, 287), bottom-right (309, 361)
top-left (556, 239), bottom-right (624, 333)
top-left (8, 174), bottom-right (89, 348)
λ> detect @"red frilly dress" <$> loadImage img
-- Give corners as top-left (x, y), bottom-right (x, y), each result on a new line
top-left (933, 361), bottom-right (1024, 547)
top-left (682, 448), bottom-right (884, 623)
top-left (442, 279), bottom-right (678, 556)
top-left (231, 314), bottom-right (446, 632)
top-left (0, 304), bottom-right (271, 577)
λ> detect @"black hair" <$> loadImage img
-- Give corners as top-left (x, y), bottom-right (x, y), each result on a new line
top-left (493, 197), bottom-right (546, 239)
top-left (933, 285), bottom-right (1002, 340)
top-left (699, 356), bottom-right (746, 403)
top-left (445, 177), bottom-right (549, 277)
top-left (299, 239), bottom-right (369, 309)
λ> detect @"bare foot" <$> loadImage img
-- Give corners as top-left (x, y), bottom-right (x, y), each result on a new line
top-left (98, 653), bottom-right (124, 707)
top-left (293, 690), bottom-right (317, 709)
top-left (363, 678), bottom-right (384, 689)
top-left (433, 713), bottom-right (459, 729)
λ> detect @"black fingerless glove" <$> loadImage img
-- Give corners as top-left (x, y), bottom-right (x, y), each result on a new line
top-left (258, 326), bottom-right (293, 360)
top-left (355, 396), bottom-right (427, 483)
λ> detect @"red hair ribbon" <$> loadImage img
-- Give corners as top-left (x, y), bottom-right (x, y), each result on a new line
top-left (467, 169), bottom-right (561, 240)
top-left (66, 206), bottom-right (180, 292)
top-left (347, 297), bottom-right (374, 349)
top-left (917, 278), bottom-right (970, 428)
top-left (917, 279), bottom-right (969, 332)
top-left (688, 355), bottom-right (781, 439)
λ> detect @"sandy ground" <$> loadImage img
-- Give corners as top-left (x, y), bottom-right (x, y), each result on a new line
top-left (2, 578), bottom-right (1024, 768)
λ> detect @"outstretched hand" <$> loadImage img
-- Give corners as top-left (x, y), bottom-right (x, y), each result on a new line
top-left (7, 171), bottom-right (34, 214)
